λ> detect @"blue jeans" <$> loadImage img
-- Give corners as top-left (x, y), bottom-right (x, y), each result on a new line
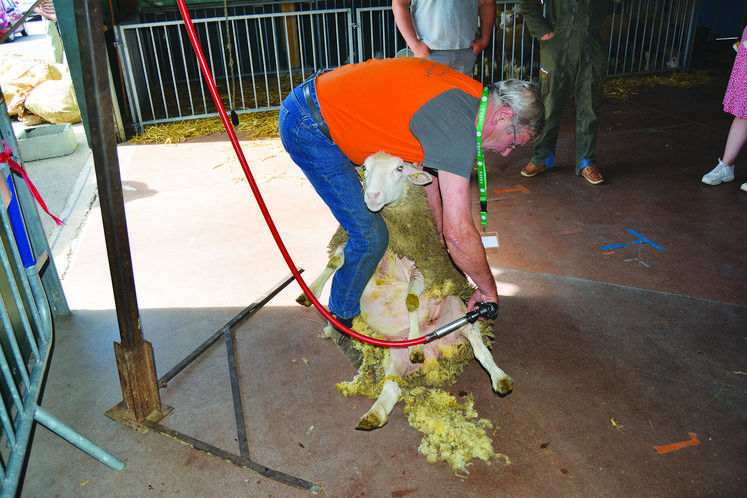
top-left (278, 76), bottom-right (389, 320)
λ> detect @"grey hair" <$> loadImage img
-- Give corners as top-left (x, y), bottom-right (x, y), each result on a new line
top-left (486, 79), bottom-right (545, 140)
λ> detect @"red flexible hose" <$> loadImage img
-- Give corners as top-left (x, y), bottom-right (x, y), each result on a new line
top-left (175, 0), bottom-right (425, 348)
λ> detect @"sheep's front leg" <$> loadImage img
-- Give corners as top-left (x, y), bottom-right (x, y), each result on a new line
top-left (296, 243), bottom-right (345, 307)
top-left (355, 348), bottom-right (408, 431)
top-left (406, 268), bottom-right (425, 363)
top-left (461, 323), bottom-right (513, 395)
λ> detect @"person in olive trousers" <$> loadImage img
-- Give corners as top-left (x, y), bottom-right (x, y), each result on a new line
top-left (520, 0), bottom-right (618, 184)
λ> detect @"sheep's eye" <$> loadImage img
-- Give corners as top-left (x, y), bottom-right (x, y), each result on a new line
top-left (360, 165), bottom-right (366, 171)
top-left (396, 165), bottom-right (404, 172)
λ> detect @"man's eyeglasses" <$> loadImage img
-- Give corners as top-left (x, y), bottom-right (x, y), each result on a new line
top-left (509, 115), bottom-right (518, 149)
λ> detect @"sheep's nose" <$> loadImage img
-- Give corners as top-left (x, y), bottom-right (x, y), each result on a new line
top-left (367, 191), bottom-right (380, 201)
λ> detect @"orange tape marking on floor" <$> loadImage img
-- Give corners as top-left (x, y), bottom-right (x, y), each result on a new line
top-left (494, 185), bottom-right (530, 194)
top-left (654, 432), bottom-right (700, 454)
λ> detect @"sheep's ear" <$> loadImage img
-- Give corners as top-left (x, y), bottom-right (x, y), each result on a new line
top-left (355, 166), bottom-right (365, 179)
top-left (403, 163), bottom-right (433, 185)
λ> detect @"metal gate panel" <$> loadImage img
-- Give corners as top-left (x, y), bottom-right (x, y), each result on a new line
top-left (117, 0), bottom-right (699, 133)
top-left (115, 8), bottom-right (353, 133)
top-left (0, 104), bottom-right (124, 496)
top-left (357, 0), bottom-right (698, 83)
top-left (355, 5), bottom-right (406, 62)
top-left (605, 0), bottom-right (699, 75)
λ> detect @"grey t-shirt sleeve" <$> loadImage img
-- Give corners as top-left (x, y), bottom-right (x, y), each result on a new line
top-left (409, 89), bottom-right (480, 178)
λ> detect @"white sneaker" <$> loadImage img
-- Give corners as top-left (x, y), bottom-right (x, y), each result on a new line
top-left (701, 159), bottom-right (734, 185)
top-left (741, 183), bottom-right (747, 192)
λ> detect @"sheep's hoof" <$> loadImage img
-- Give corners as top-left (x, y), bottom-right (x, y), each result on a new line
top-left (321, 323), bottom-right (334, 339)
top-left (355, 412), bottom-right (387, 431)
top-left (296, 293), bottom-right (312, 307)
top-left (408, 345), bottom-right (425, 364)
top-left (495, 376), bottom-right (514, 395)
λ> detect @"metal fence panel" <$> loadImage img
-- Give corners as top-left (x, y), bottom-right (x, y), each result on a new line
top-left (0, 106), bottom-right (124, 496)
top-left (116, 8), bottom-right (353, 132)
top-left (117, 0), bottom-right (699, 133)
top-left (604, 0), bottom-right (698, 75)
top-left (483, 0), bottom-right (698, 80)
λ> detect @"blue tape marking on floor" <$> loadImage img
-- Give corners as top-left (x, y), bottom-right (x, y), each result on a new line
top-left (627, 229), bottom-right (665, 250)
top-left (601, 240), bottom-right (643, 251)
top-left (601, 230), bottom-right (666, 252)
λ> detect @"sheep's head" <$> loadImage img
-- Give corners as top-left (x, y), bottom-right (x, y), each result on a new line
top-left (498, 8), bottom-right (523, 29)
top-left (358, 151), bottom-right (433, 212)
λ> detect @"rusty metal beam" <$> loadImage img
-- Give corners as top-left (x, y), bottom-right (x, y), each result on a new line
top-left (73, 0), bottom-right (165, 423)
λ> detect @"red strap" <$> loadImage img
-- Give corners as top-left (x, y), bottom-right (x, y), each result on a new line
top-left (1, 140), bottom-right (64, 226)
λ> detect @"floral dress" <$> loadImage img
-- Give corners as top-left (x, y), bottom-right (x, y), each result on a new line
top-left (723, 26), bottom-right (747, 119)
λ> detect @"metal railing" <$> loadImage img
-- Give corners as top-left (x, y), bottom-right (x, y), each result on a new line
top-left (477, 0), bottom-right (698, 82)
top-left (115, 8), bottom-right (353, 132)
top-left (0, 104), bottom-right (124, 496)
top-left (116, 0), bottom-right (699, 133)
top-left (604, 0), bottom-right (698, 75)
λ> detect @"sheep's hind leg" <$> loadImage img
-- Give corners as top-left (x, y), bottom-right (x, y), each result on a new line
top-left (355, 349), bottom-right (407, 430)
top-left (406, 268), bottom-right (425, 363)
top-left (355, 378), bottom-right (401, 431)
top-left (461, 323), bottom-right (513, 395)
top-left (296, 243), bottom-right (345, 307)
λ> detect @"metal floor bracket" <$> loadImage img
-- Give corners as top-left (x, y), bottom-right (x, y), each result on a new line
top-left (122, 271), bottom-right (321, 494)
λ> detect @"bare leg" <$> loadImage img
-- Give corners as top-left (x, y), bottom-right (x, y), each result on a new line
top-left (722, 116), bottom-right (747, 167)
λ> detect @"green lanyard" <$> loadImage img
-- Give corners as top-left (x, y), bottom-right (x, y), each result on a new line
top-left (476, 87), bottom-right (489, 229)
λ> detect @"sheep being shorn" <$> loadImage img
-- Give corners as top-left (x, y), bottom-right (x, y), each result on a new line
top-left (298, 152), bottom-right (513, 468)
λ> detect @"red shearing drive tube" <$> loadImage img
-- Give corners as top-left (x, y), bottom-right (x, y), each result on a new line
top-left (175, 0), bottom-right (426, 348)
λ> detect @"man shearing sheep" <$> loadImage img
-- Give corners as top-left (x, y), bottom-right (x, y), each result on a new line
top-left (279, 57), bottom-right (544, 330)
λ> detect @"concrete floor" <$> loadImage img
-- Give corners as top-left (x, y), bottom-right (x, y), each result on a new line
top-left (16, 42), bottom-right (747, 496)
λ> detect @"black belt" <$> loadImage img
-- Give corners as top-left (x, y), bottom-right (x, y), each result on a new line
top-left (302, 81), bottom-right (332, 140)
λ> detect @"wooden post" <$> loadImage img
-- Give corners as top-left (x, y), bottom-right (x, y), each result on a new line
top-left (283, 2), bottom-right (300, 69)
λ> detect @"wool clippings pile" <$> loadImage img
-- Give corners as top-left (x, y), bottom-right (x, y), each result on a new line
top-left (336, 317), bottom-right (508, 473)
top-left (403, 387), bottom-right (510, 474)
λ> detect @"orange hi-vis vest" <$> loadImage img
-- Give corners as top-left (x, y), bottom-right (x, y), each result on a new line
top-left (315, 58), bottom-right (482, 165)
